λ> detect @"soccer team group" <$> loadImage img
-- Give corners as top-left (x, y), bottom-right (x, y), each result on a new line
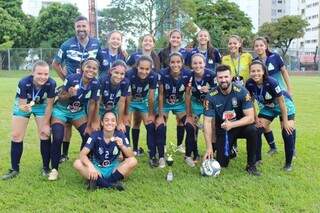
top-left (1, 16), bottom-right (297, 190)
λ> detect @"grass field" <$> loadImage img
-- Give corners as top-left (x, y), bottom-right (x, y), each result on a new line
top-left (0, 71), bottom-right (319, 212)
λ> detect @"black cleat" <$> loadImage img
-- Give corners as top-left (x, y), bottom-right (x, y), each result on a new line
top-left (283, 164), bottom-right (292, 172)
top-left (59, 155), bottom-right (69, 164)
top-left (41, 168), bottom-right (51, 177)
top-left (1, 169), bottom-right (19, 180)
top-left (267, 148), bottom-right (278, 156)
top-left (109, 181), bottom-right (125, 191)
top-left (230, 147), bottom-right (238, 159)
top-left (246, 166), bottom-right (261, 176)
top-left (149, 157), bottom-right (159, 168)
top-left (87, 179), bottom-right (97, 191)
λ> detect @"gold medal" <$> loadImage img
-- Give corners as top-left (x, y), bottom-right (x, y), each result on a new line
top-left (29, 101), bottom-right (35, 106)
top-left (74, 85), bottom-right (80, 90)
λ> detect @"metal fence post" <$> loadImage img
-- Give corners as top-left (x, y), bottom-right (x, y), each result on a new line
top-left (8, 49), bottom-right (11, 71)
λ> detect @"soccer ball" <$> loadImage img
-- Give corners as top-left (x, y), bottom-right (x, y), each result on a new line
top-left (200, 159), bottom-right (221, 177)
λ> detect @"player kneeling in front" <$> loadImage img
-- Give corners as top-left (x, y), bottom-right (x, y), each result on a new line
top-left (203, 65), bottom-right (260, 176)
top-left (73, 111), bottom-right (137, 191)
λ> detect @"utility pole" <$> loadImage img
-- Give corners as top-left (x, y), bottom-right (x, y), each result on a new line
top-left (88, 0), bottom-right (97, 37)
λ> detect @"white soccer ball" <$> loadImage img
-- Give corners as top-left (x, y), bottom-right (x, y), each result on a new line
top-left (200, 159), bottom-right (221, 177)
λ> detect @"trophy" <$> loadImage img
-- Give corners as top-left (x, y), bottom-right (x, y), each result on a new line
top-left (166, 142), bottom-right (177, 182)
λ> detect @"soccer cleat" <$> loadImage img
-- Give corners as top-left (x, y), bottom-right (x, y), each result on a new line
top-left (109, 181), bottom-right (125, 191)
top-left (267, 148), bottom-right (278, 156)
top-left (177, 144), bottom-right (185, 154)
top-left (184, 156), bottom-right (196, 167)
top-left (133, 147), bottom-right (145, 157)
top-left (48, 169), bottom-right (59, 181)
top-left (246, 166), bottom-right (261, 176)
top-left (283, 164), bottom-right (292, 172)
top-left (87, 179), bottom-right (97, 191)
top-left (149, 157), bottom-right (159, 168)
top-left (59, 155), bottom-right (69, 164)
top-left (1, 169), bottom-right (19, 180)
top-left (255, 160), bottom-right (263, 167)
top-left (230, 146), bottom-right (238, 159)
top-left (158, 157), bottom-right (166, 168)
top-left (42, 168), bottom-right (51, 177)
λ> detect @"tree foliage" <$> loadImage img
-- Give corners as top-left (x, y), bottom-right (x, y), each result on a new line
top-left (258, 15), bottom-right (309, 56)
top-left (30, 3), bottom-right (80, 48)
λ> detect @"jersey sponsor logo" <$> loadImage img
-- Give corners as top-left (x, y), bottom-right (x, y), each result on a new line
top-left (85, 91), bottom-right (92, 99)
top-left (222, 110), bottom-right (236, 120)
top-left (98, 147), bottom-right (104, 155)
top-left (86, 137), bottom-right (92, 145)
top-left (67, 101), bottom-right (81, 112)
top-left (215, 104), bottom-right (223, 108)
top-left (113, 146), bottom-right (119, 155)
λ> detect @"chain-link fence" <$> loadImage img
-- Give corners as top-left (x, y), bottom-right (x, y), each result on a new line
top-left (0, 48), bottom-right (319, 72)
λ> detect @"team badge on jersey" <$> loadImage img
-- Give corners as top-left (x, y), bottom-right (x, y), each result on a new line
top-left (268, 63), bottom-right (275, 71)
top-left (113, 146), bottom-right (119, 155)
top-left (265, 92), bottom-right (272, 100)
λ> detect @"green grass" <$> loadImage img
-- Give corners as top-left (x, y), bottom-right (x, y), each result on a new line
top-left (0, 71), bottom-right (319, 212)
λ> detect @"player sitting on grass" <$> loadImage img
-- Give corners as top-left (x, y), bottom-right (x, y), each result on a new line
top-left (73, 111), bottom-right (137, 191)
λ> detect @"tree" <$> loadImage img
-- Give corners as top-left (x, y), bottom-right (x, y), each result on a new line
top-left (192, 0), bottom-right (253, 48)
top-left (258, 15), bottom-right (309, 56)
top-left (30, 3), bottom-right (80, 48)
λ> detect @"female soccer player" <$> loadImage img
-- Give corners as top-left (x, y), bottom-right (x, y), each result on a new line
top-left (126, 56), bottom-right (158, 166)
top-left (99, 60), bottom-right (130, 133)
top-left (222, 35), bottom-right (252, 86)
top-left (187, 29), bottom-right (221, 72)
top-left (253, 37), bottom-right (294, 155)
top-left (156, 52), bottom-right (192, 168)
top-left (97, 31), bottom-right (127, 77)
top-left (246, 60), bottom-right (296, 171)
top-left (126, 34), bottom-right (160, 156)
top-left (185, 53), bottom-right (216, 167)
top-left (48, 58), bottom-right (100, 181)
top-left (73, 110), bottom-right (137, 191)
top-left (158, 29), bottom-right (189, 153)
top-left (1, 60), bottom-right (56, 180)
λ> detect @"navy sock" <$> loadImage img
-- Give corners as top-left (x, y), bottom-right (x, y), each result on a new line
top-left (256, 128), bottom-right (264, 161)
top-left (132, 128), bottom-right (140, 151)
top-left (62, 141), bottom-right (70, 156)
top-left (77, 123), bottom-right (88, 150)
top-left (51, 123), bottom-right (64, 170)
top-left (11, 141), bottom-right (23, 171)
top-left (177, 125), bottom-right (185, 146)
top-left (156, 124), bottom-right (166, 158)
top-left (193, 127), bottom-right (199, 159)
top-left (185, 122), bottom-right (195, 157)
top-left (125, 126), bottom-right (131, 144)
top-left (264, 131), bottom-right (276, 149)
top-left (146, 123), bottom-right (156, 158)
top-left (282, 129), bottom-right (295, 165)
top-left (106, 169), bottom-right (124, 183)
top-left (40, 139), bottom-right (51, 169)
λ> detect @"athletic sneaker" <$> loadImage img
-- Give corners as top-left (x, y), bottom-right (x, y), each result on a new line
top-left (267, 148), bottom-right (278, 156)
top-left (246, 166), bottom-right (261, 176)
top-left (1, 169), bottom-right (19, 180)
top-left (158, 157), bottom-right (166, 168)
top-left (48, 169), bottom-right (59, 181)
top-left (283, 164), bottom-right (292, 172)
top-left (59, 155), bottom-right (69, 164)
top-left (109, 181), bottom-right (125, 191)
top-left (133, 147), bottom-right (145, 157)
top-left (184, 156), bottom-right (195, 167)
top-left (87, 179), bottom-right (97, 191)
top-left (149, 157), bottom-right (159, 168)
top-left (255, 160), bottom-right (263, 167)
top-left (177, 144), bottom-right (185, 154)
top-left (42, 168), bottom-right (51, 177)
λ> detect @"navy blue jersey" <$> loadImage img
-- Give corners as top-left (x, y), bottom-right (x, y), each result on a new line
top-left (99, 75), bottom-right (130, 110)
top-left (191, 69), bottom-right (216, 103)
top-left (187, 47), bottom-right (221, 71)
top-left (254, 52), bottom-right (286, 90)
top-left (54, 36), bottom-right (100, 75)
top-left (126, 52), bottom-right (142, 67)
top-left (204, 83), bottom-right (253, 134)
top-left (97, 48), bottom-right (126, 76)
top-left (126, 68), bottom-right (158, 101)
top-left (159, 67), bottom-right (191, 104)
top-left (61, 73), bottom-right (100, 112)
top-left (16, 75), bottom-right (56, 104)
top-left (85, 130), bottom-right (130, 167)
top-left (158, 47), bottom-right (189, 68)
top-left (245, 76), bottom-right (287, 108)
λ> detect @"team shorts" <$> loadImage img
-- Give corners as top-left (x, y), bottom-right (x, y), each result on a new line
top-left (163, 101), bottom-right (186, 114)
top-left (12, 99), bottom-right (46, 118)
top-left (191, 98), bottom-right (204, 117)
top-left (52, 103), bottom-right (86, 123)
top-left (258, 97), bottom-right (296, 121)
top-left (93, 160), bottom-right (120, 178)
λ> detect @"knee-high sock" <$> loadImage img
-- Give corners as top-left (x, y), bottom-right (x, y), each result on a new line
top-left (51, 123), bottom-right (64, 170)
top-left (185, 122), bottom-right (195, 157)
top-left (193, 127), bottom-right (199, 159)
top-left (146, 123), bottom-right (156, 158)
top-left (264, 131), bottom-right (276, 149)
top-left (282, 129), bottom-right (295, 165)
top-left (177, 125), bottom-right (185, 146)
top-left (62, 141), bottom-right (70, 156)
top-left (125, 125), bottom-right (131, 144)
top-left (40, 138), bottom-right (51, 169)
top-left (132, 128), bottom-right (140, 151)
top-left (156, 124), bottom-right (166, 158)
top-left (77, 123), bottom-right (88, 150)
top-left (11, 141), bottom-right (23, 171)
top-left (256, 127), bottom-right (264, 161)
